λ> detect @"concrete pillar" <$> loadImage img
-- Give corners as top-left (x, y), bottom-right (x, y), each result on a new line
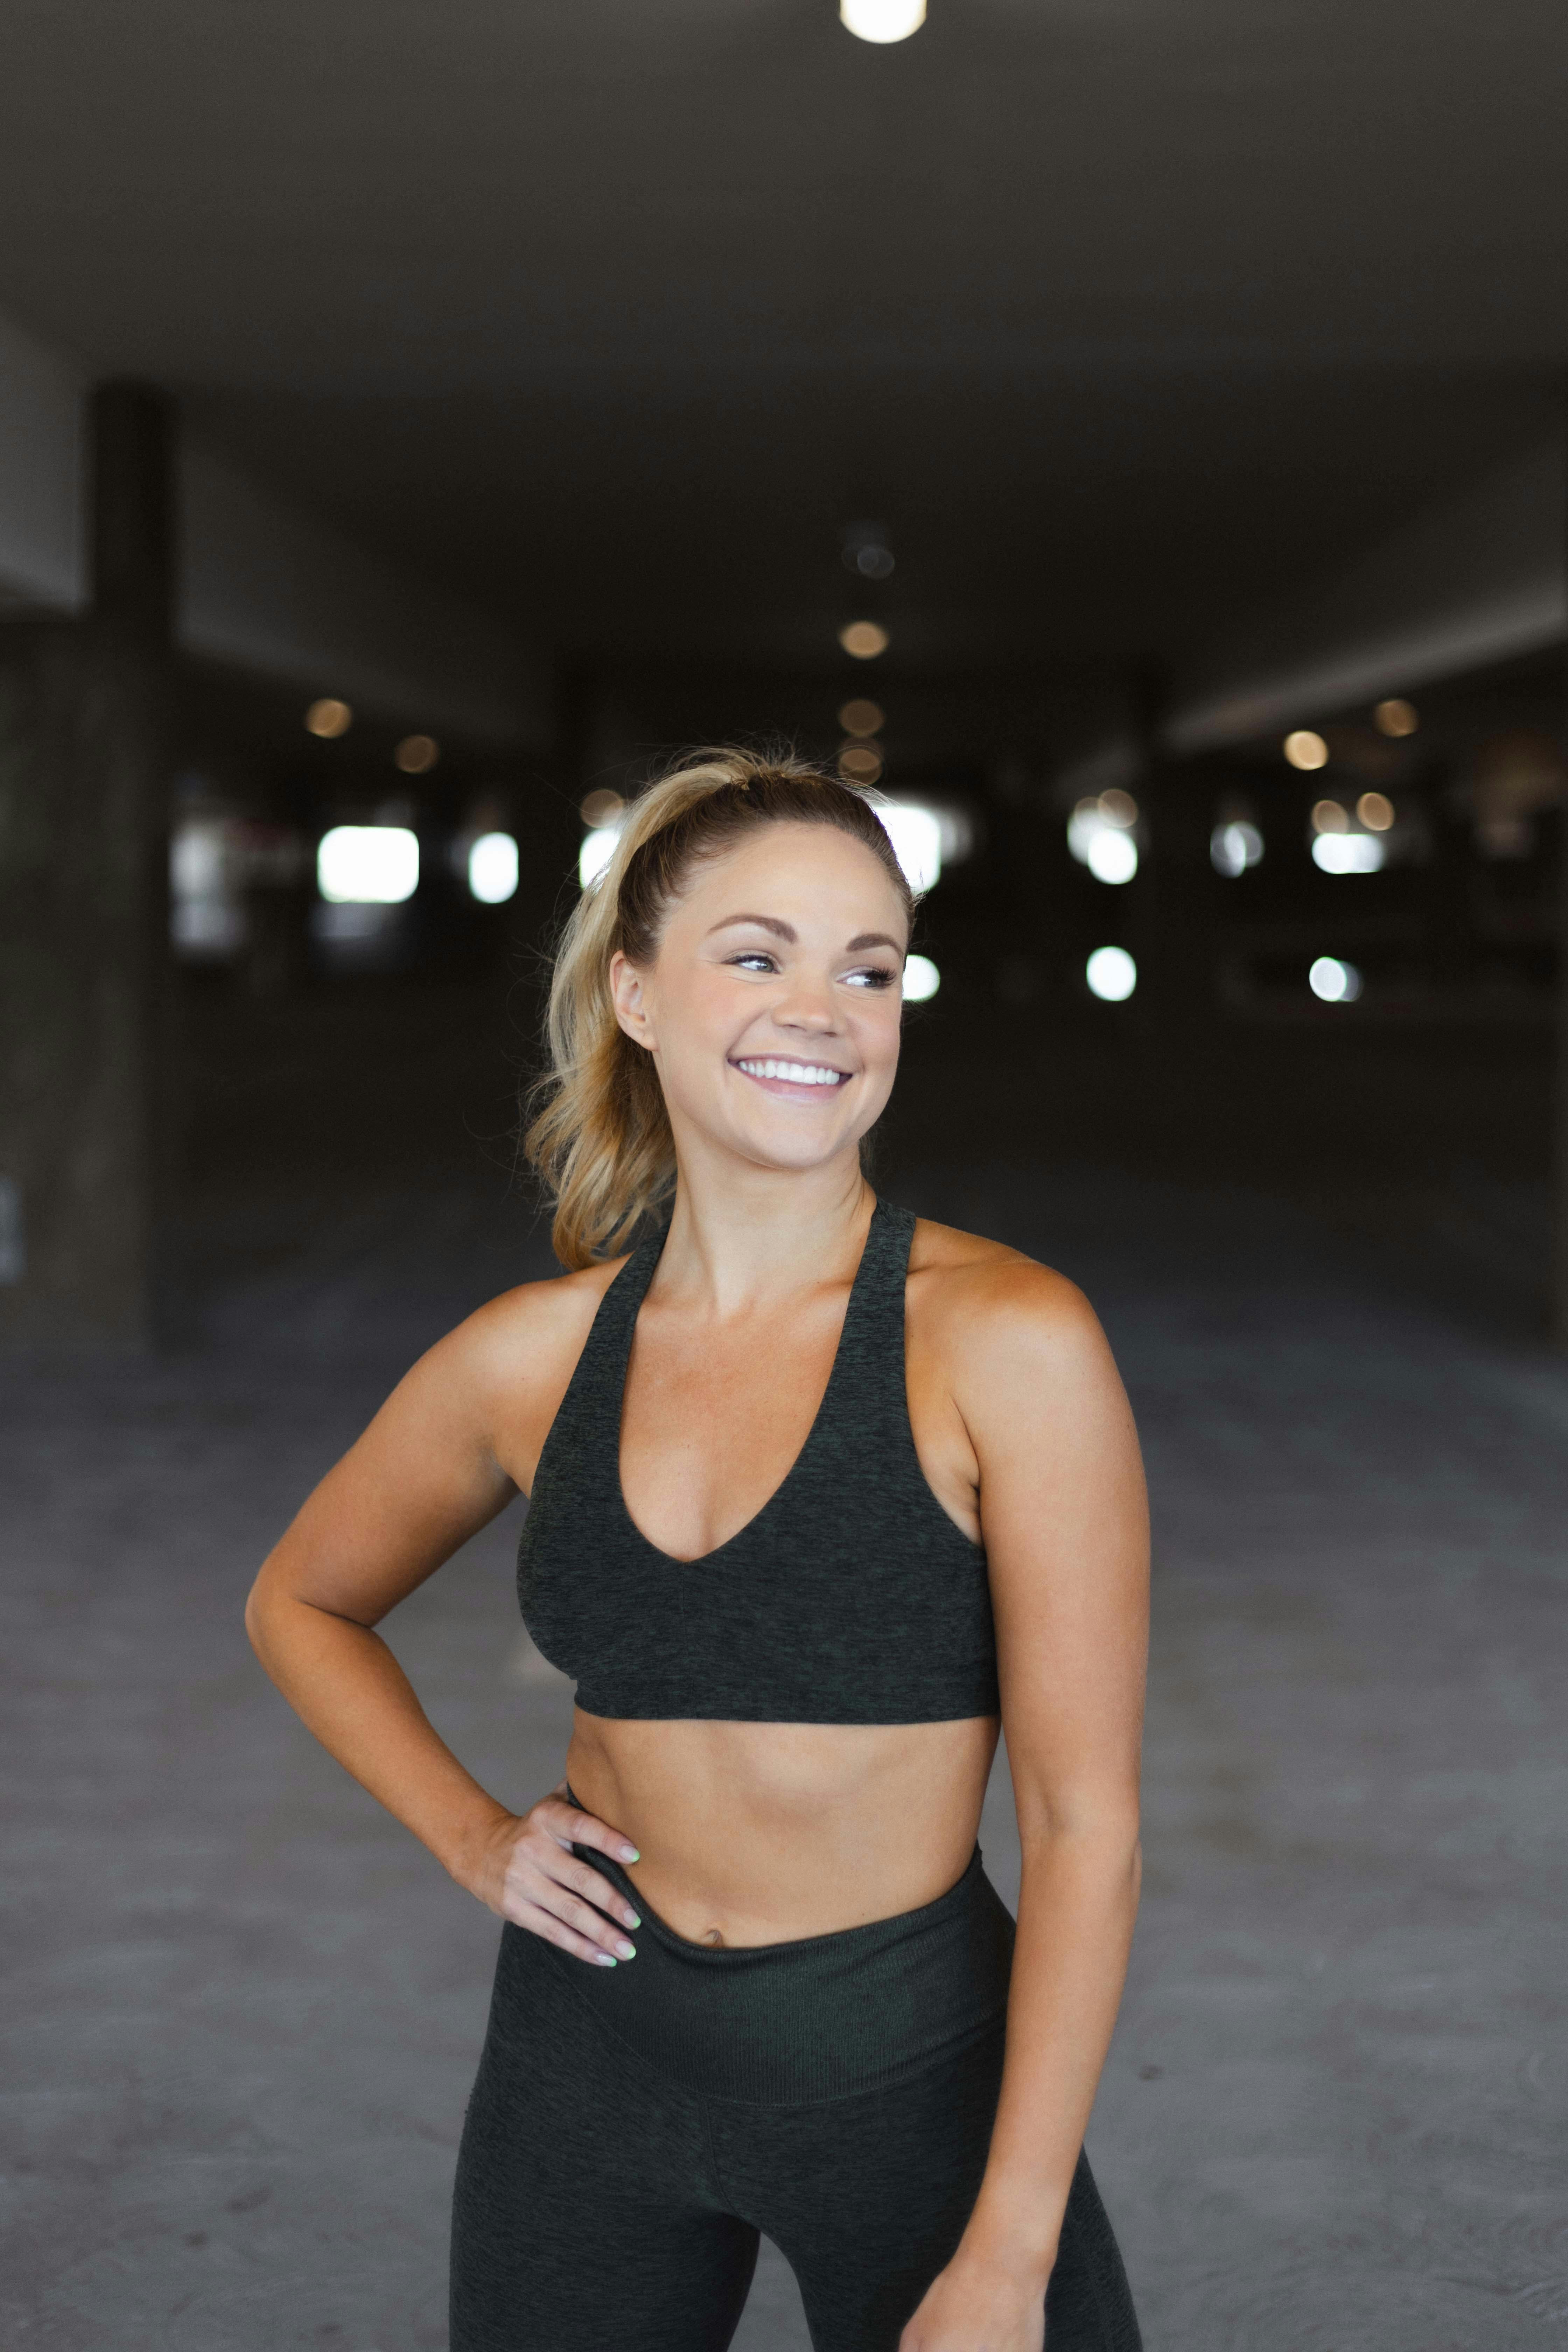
top-left (0, 384), bottom-right (175, 1346)
top-left (1555, 793), bottom-right (1568, 1344)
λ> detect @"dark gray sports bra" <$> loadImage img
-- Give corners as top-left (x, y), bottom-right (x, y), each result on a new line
top-left (517, 1198), bottom-right (1001, 1724)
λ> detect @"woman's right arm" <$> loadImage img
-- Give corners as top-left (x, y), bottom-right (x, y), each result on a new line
top-left (244, 1287), bottom-right (643, 1966)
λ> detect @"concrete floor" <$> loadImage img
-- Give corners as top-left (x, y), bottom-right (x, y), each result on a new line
top-left (5, 1163), bottom-right (1567, 2350)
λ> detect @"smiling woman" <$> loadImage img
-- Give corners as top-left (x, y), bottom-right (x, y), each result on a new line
top-left (245, 749), bottom-right (1146, 2352)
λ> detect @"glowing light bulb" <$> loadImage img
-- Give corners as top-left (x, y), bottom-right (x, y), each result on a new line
top-left (840, 0), bottom-right (926, 41)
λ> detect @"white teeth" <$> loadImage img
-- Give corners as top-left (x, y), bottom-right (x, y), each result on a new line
top-left (736, 1058), bottom-right (844, 1086)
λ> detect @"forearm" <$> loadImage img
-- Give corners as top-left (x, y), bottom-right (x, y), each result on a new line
top-left (246, 1585), bottom-right (511, 1888)
top-left (960, 1822), bottom-right (1141, 2286)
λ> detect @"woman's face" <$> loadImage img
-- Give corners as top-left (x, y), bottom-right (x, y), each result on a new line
top-left (610, 821), bottom-right (910, 1178)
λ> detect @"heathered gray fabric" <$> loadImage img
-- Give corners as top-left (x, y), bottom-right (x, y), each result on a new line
top-left (450, 1858), bottom-right (1142, 2352)
top-left (517, 1199), bottom-right (1002, 1723)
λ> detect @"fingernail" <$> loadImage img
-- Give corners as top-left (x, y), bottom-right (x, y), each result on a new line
top-left (615, 1939), bottom-right (637, 1959)
top-left (625, 1912), bottom-right (642, 1929)
top-left (621, 1846), bottom-right (640, 1862)
top-left (595, 1954), bottom-right (618, 1967)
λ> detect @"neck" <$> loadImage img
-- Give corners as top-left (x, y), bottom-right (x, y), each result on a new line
top-left (654, 1140), bottom-right (874, 1314)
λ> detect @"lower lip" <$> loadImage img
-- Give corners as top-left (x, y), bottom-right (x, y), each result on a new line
top-left (731, 1064), bottom-right (850, 1100)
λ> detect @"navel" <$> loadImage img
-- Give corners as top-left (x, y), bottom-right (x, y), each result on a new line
top-left (700, 1926), bottom-right (725, 1948)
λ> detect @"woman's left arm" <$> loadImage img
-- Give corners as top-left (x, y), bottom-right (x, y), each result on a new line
top-left (902, 1262), bottom-right (1149, 2352)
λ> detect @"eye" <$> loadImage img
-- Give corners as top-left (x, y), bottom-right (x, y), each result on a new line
top-left (843, 964), bottom-right (898, 990)
top-left (727, 951), bottom-right (778, 974)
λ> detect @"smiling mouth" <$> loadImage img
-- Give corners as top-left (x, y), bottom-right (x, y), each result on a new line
top-left (732, 1057), bottom-right (850, 1089)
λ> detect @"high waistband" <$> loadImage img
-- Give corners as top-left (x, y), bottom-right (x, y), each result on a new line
top-left (532, 1818), bottom-right (1015, 2105)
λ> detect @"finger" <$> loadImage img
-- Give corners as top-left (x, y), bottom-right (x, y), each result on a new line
top-left (537, 1795), bottom-right (640, 1866)
top-left (513, 1899), bottom-right (631, 1968)
top-left (513, 1889), bottom-right (637, 1962)
top-left (512, 1845), bottom-right (641, 1933)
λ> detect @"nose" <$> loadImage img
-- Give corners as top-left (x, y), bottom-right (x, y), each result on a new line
top-left (774, 974), bottom-right (840, 1034)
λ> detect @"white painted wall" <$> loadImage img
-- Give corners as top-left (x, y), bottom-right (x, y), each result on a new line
top-left (0, 302), bottom-right (545, 742)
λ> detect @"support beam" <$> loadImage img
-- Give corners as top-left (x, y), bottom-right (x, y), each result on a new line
top-left (0, 384), bottom-right (174, 1347)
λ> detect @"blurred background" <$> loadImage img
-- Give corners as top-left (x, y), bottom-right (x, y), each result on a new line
top-left (2, 4), bottom-right (1566, 2348)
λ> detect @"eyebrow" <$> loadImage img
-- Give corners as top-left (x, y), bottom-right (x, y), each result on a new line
top-left (706, 914), bottom-right (905, 956)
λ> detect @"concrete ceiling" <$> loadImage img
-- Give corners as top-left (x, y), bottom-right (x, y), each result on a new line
top-left (1, 0), bottom-right (1564, 682)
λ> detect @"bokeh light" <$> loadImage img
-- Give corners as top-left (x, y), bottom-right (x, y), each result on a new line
top-left (468, 832), bottom-right (518, 904)
top-left (305, 698), bottom-right (352, 739)
top-left (902, 953), bottom-right (940, 1001)
top-left (1285, 730), bottom-right (1329, 771)
top-left (1086, 946), bottom-right (1137, 1002)
top-left (839, 621), bottom-right (890, 660)
top-left (1309, 956), bottom-right (1363, 1002)
top-left (394, 734), bottom-right (440, 775)
top-left (317, 826), bottom-right (419, 905)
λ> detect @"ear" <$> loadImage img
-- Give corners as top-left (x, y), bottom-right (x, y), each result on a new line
top-left (609, 950), bottom-right (657, 1053)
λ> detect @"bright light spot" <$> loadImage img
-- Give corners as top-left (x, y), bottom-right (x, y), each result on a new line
top-left (1086, 946), bottom-right (1137, 1002)
top-left (1068, 793), bottom-right (1139, 883)
top-left (1358, 791), bottom-right (1395, 831)
top-left (170, 818), bottom-right (228, 898)
top-left (1312, 832), bottom-right (1385, 875)
top-left (1211, 820), bottom-right (1264, 877)
top-left (305, 697), bottom-right (352, 739)
top-left (903, 953), bottom-right (940, 1001)
top-left (317, 825), bottom-right (419, 904)
top-left (839, 742), bottom-right (884, 784)
top-left (878, 800), bottom-right (944, 892)
top-left (1374, 698), bottom-right (1418, 738)
top-left (468, 832), bottom-right (518, 904)
top-left (1285, 729), bottom-right (1329, 771)
top-left (1309, 956), bottom-right (1362, 1003)
top-left (1086, 828), bottom-right (1138, 884)
top-left (839, 698), bottom-right (884, 737)
top-left (840, 620), bottom-right (889, 659)
top-left (580, 788), bottom-right (624, 829)
top-left (394, 734), bottom-right (440, 775)
top-left (1311, 799), bottom-right (1348, 834)
top-left (579, 824), bottom-right (622, 890)
top-left (840, 0), bottom-right (926, 41)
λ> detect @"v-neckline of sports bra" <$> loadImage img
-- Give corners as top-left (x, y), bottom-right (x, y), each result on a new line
top-left (612, 1198), bottom-right (894, 1571)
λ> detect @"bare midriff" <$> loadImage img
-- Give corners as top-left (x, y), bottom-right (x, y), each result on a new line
top-left (566, 1711), bottom-right (1001, 1947)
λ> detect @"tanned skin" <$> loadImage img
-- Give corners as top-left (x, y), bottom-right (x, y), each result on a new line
top-left (247, 820), bottom-right (1148, 2352)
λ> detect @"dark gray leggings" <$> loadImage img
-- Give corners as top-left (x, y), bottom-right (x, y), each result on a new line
top-left (451, 1848), bottom-right (1141, 2352)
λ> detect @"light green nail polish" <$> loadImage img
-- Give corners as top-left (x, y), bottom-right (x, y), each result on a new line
top-left (617, 1940), bottom-right (637, 1959)
top-left (622, 1847), bottom-right (640, 1862)
top-left (627, 1912), bottom-right (642, 1928)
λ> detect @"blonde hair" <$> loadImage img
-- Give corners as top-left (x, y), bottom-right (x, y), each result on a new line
top-left (525, 748), bottom-right (916, 1268)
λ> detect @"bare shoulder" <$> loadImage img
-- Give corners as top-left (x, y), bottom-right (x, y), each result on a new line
top-left (906, 1213), bottom-right (1112, 1387)
top-left (448, 1252), bottom-right (626, 1397)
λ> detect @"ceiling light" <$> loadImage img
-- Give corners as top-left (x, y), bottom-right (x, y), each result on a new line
top-left (840, 621), bottom-right (889, 659)
top-left (839, 699), bottom-right (884, 737)
top-left (305, 698), bottom-right (352, 739)
top-left (1284, 730), bottom-right (1329, 771)
top-left (1374, 699), bottom-right (1418, 738)
top-left (839, 743), bottom-right (883, 784)
top-left (395, 734), bottom-right (440, 775)
top-left (1357, 791), bottom-right (1395, 832)
top-left (841, 0), bottom-right (926, 40)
